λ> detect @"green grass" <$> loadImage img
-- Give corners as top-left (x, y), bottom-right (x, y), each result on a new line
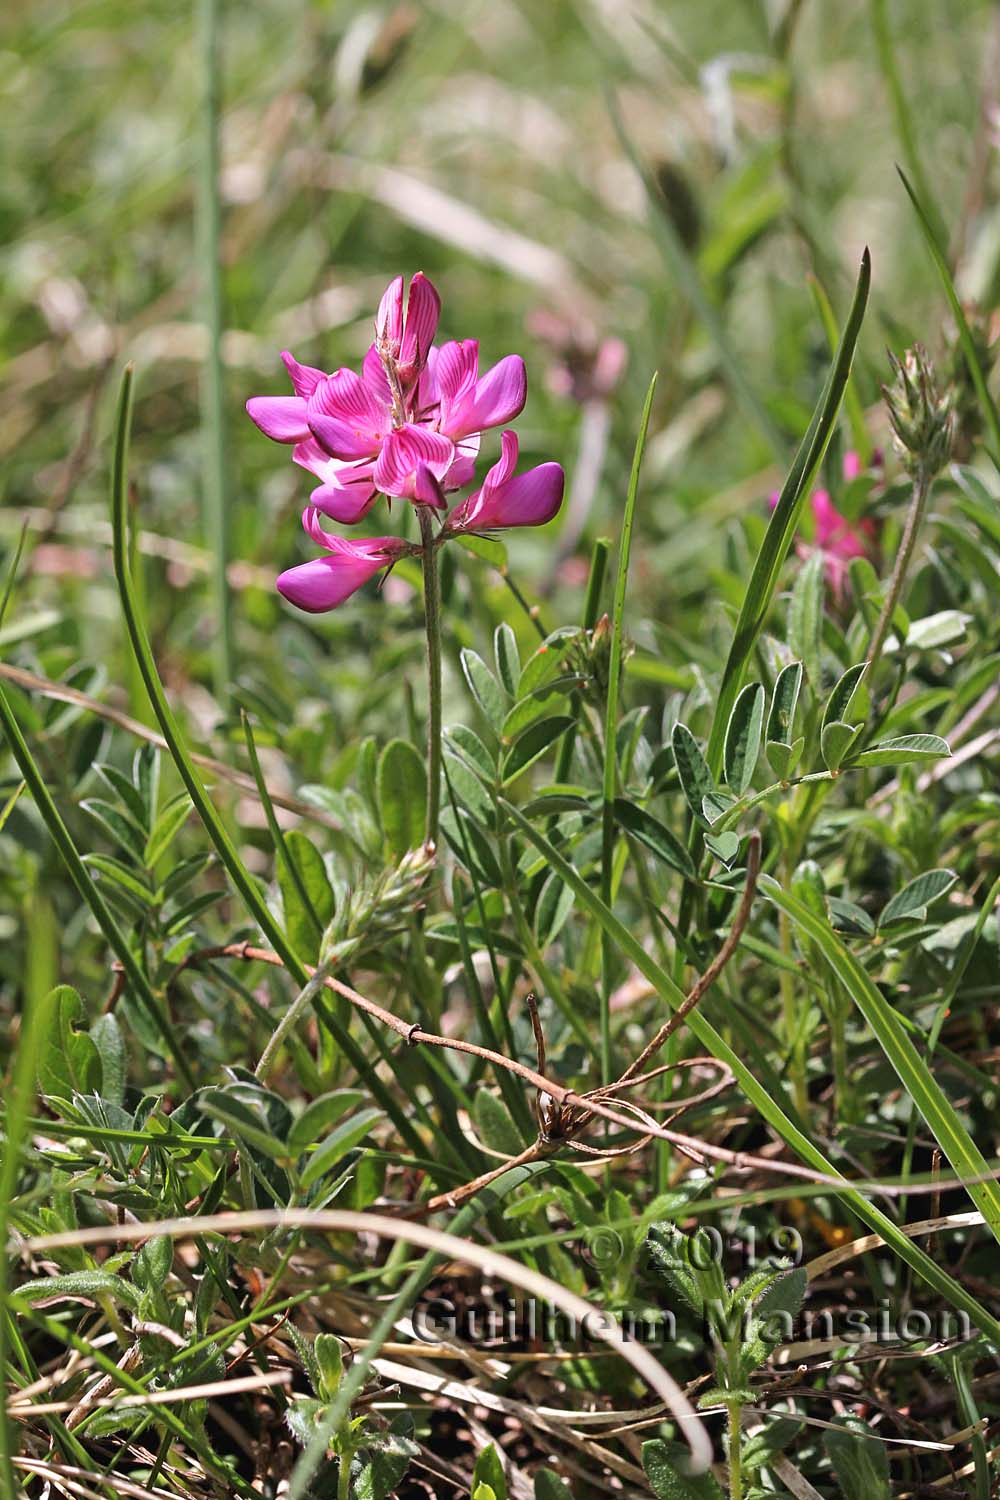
top-left (3, 3), bottom-right (1000, 1497)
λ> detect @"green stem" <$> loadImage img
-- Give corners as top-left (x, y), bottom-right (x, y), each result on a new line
top-left (727, 1401), bottom-right (743, 1500)
top-left (866, 463), bottom-right (933, 675)
top-left (336, 1449), bottom-right (352, 1500)
top-left (195, 0), bottom-right (232, 702)
top-left (418, 510), bottom-right (443, 848)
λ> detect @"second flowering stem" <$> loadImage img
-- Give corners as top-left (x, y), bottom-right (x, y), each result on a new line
top-left (417, 506), bottom-right (443, 848)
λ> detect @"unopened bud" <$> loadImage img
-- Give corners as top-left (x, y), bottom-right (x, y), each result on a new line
top-left (882, 344), bottom-right (953, 477)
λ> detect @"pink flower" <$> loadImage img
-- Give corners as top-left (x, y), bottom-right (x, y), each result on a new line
top-left (445, 431), bottom-right (564, 532)
top-left (769, 450), bottom-right (879, 599)
top-left (253, 272), bottom-right (564, 614)
top-left (246, 272), bottom-right (526, 513)
top-left (275, 510), bottom-right (407, 613)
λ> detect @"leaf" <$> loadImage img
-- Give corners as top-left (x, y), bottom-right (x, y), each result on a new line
top-left (765, 736), bottom-right (804, 780)
top-left (535, 1472), bottom-right (575, 1500)
top-left (534, 869), bottom-right (576, 947)
top-left (766, 661), bottom-right (802, 745)
top-left (824, 1416), bottom-right (891, 1500)
top-left (642, 1439), bottom-right (724, 1499)
top-left (444, 725), bottom-right (496, 784)
top-left (144, 791), bottom-right (192, 867)
top-left (472, 1092), bottom-right (522, 1157)
top-left (904, 610), bottom-right (970, 650)
top-left (377, 739), bottom-right (427, 857)
top-left (788, 548), bottom-right (824, 690)
top-left (299, 1108), bottom-right (383, 1189)
top-left (494, 624), bottom-right (520, 695)
top-left (612, 799), bottom-right (696, 879)
top-left (90, 1013), bottom-right (126, 1106)
top-left (755, 1266), bottom-right (807, 1324)
top-left (454, 533), bottom-right (508, 569)
top-left (12, 1270), bottom-right (142, 1313)
top-left (80, 798), bottom-right (145, 860)
top-left (821, 719), bottom-right (861, 772)
top-left (705, 831), bottom-right (739, 866)
top-left (501, 716), bottom-right (574, 786)
top-left (132, 1236), bottom-right (172, 1294)
top-left (289, 1090), bottom-right (366, 1155)
top-left (82, 854), bottom-right (154, 906)
top-left (36, 986), bottom-right (102, 1101)
top-left (723, 682), bottom-right (764, 795)
top-left (473, 1444), bottom-right (507, 1500)
top-left (852, 733), bottom-right (951, 768)
top-left (671, 723), bottom-right (714, 825)
top-left (822, 662), bottom-right (868, 731)
top-left (279, 830), bottom-right (335, 964)
top-left (880, 869), bottom-right (958, 927)
top-left (461, 648), bottom-right (509, 733)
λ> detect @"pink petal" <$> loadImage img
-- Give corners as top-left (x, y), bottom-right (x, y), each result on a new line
top-left (376, 276), bottom-right (404, 348)
top-left (362, 343), bottom-right (394, 409)
top-left (398, 272), bottom-right (441, 381)
top-left (309, 480), bottom-right (378, 525)
top-left (276, 536), bottom-right (405, 613)
top-left (435, 340), bottom-right (479, 411)
top-left (413, 461), bottom-right (447, 510)
top-left (842, 449), bottom-right (863, 482)
top-left (307, 369), bottom-right (390, 459)
top-left (246, 395), bottom-right (310, 443)
top-left (281, 350), bottom-right (327, 399)
top-left (441, 354), bottom-right (526, 439)
top-left (442, 433), bottom-right (480, 492)
top-left (373, 424), bottom-right (454, 501)
top-left (464, 461), bottom-right (564, 530)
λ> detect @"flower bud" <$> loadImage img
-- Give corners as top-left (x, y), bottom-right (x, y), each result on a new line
top-left (881, 344), bottom-right (953, 477)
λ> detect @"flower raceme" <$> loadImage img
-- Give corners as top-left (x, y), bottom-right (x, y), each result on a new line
top-left (247, 272), bottom-right (564, 610)
top-left (770, 449), bottom-right (880, 600)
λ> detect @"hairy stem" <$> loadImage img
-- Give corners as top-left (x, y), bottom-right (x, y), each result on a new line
top-left (867, 462), bottom-right (933, 675)
top-left (417, 508), bottom-right (443, 847)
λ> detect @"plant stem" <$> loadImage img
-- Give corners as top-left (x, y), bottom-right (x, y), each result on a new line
top-left (195, 0), bottom-right (233, 704)
top-left (728, 1401), bottom-right (743, 1500)
top-left (417, 509), bottom-right (443, 847)
top-left (336, 1451), bottom-right (352, 1500)
top-left (866, 462), bottom-right (933, 676)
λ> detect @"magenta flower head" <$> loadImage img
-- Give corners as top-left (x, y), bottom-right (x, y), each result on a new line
top-left (276, 510), bottom-right (407, 613)
top-left (248, 271), bottom-right (564, 613)
top-left (768, 450), bottom-right (880, 601)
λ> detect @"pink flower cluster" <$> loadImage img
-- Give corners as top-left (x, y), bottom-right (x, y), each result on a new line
top-left (247, 273), bottom-right (565, 612)
top-left (771, 450), bottom-right (880, 600)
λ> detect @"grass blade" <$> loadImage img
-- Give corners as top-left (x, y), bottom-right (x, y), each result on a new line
top-left (705, 247), bottom-right (871, 776)
top-left (763, 877), bottom-right (1000, 1243)
top-left (601, 372), bottom-right (657, 1082)
top-left (499, 796), bottom-right (1000, 1342)
top-left (897, 165), bottom-right (1000, 464)
top-left (870, 0), bottom-right (949, 253)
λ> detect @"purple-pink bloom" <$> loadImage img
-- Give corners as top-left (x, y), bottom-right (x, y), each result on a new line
top-left (246, 271), bottom-right (526, 514)
top-left (446, 431), bottom-right (564, 533)
top-left (275, 510), bottom-right (406, 613)
top-left (768, 450), bottom-right (879, 600)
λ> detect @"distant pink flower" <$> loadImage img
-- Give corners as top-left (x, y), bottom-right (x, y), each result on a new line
top-left (445, 431), bottom-right (564, 532)
top-left (770, 450), bottom-right (879, 599)
top-left (275, 510), bottom-right (407, 613)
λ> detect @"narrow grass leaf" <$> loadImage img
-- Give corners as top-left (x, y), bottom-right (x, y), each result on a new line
top-left (706, 249), bottom-right (871, 775)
